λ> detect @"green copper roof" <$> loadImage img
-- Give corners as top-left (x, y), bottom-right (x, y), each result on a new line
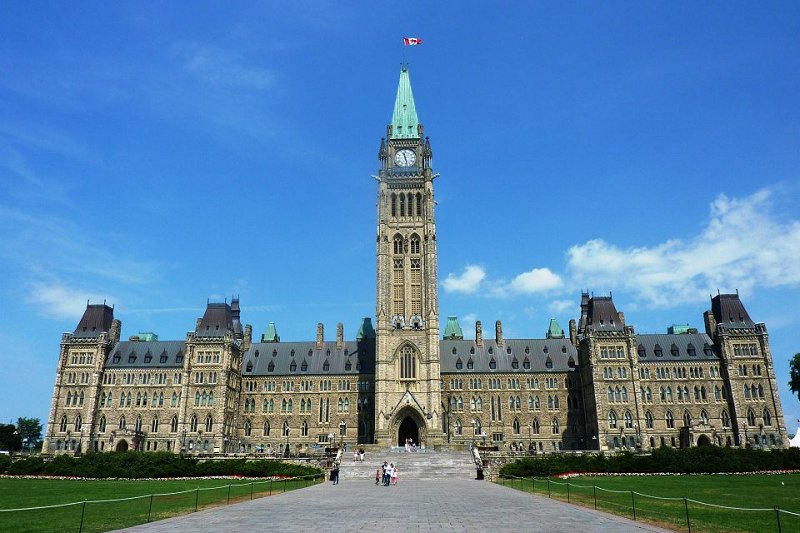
top-left (261, 322), bottom-right (280, 343)
top-left (391, 66), bottom-right (420, 139)
top-left (546, 318), bottom-right (565, 339)
top-left (443, 316), bottom-right (463, 339)
top-left (136, 332), bottom-right (158, 342)
top-left (357, 317), bottom-right (375, 340)
top-left (667, 324), bottom-right (691, 334)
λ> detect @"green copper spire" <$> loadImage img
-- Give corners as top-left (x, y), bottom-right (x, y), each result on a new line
top-left (546, 318), bottom-right (565, 339)
top-left (391, 65), bottom-right (420, 139)
top-left (443, 316), bottom-right (463, 340)
top-left (356, 317), bottom-right (375, 340)
top-left (261, 322), bottom-right (280, 343)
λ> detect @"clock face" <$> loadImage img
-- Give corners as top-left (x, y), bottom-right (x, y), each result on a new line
top-left (394, 149), bottom-right (416, 167)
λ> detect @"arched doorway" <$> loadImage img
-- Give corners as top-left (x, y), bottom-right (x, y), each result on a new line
top-left (398, 417), bottom-right (419, 447)
top-left (115, 440), bottom-right (129, 452)
top-left (697, 434), bottom-right (711, 447)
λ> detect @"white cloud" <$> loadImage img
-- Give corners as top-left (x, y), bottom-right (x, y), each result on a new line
top-left (548, 299), bottom-right (574, 315)
top-left (28, 282), bottom-right (114, 320)
top-left (509, 268), bottom-right (563, 294)
top-left (443, 265), bottom-right (486, 294)
top-left (565, 189), bottom-right (800, 307)
top-left (181, 44), bottom-right (276, 91)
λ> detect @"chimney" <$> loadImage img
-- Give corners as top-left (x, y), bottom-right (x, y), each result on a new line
top-left (617, 312), bottom-right (625, 326)
top-left (336, 322), bottom-right (344, 349)
top-left (475, 320), bottom-right (483, 347)
top-left (495, 320), bottom-right (503, 347)
top-left (110, 319), bottom-right (121, 344)
top-left (316, 322), bottom-right (324, 349)
top-left (243, 324), bottom-right (252, 352)
top-left (704, 310), bottom-right (716, 338)
top-left (569, 319), bottom-right (577, 347)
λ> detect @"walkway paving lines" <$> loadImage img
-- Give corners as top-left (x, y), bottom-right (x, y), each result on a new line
top-left (115, 477), bottom-right (674, 533)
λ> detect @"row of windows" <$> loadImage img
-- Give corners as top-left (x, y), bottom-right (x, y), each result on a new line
top-left (390, 193), bottom-right (424, 219)
top-left (103, 372), bottom-right (178, 386)
top-left (194, 372), bottom-right (218, 384)
top-left (743, 383), bottom-right (767, 400)
top-left (449, 394), bottom-right (581, 413)
top-left (453, 356), bottom-right (570, 371)
top-left (639, 366), bottom-right (720, 380)
top-left (450, 344), bottom-right (570, 357)
top-left (195, 351), bottom-right (221, 364)
top-left (733, 344), bottom-right (759, 357)
top-left (113, 351), bottom-right (183, 365)
top-left (638, 343), bottom-right (714, 359)
top-left (65, 372), bottom-right (90, 385)
top-left (452, 417), bottom-right (561, 436)
top-left (449, 376), bottom-right (576, 391)
top-left (98, 391), bottom-right (180, 409)
top-left (243, 419), bottom-right (346, 438)
top-left (247, 358), bottom-right (360, 374)
top-left (738, 364), bottom-right (763, 377)
top-left (69, 352), bottom-right (94, 365)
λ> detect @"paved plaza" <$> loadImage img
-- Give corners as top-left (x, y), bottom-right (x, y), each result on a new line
top-left (117, 473), bottom-right (672, 532)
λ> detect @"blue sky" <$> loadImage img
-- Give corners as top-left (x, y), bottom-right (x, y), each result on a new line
top-left (1, 2), bottom-right (799, 431)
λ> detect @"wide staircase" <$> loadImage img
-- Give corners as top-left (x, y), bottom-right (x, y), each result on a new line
top-left (338, 447), bottom-right (476, 481)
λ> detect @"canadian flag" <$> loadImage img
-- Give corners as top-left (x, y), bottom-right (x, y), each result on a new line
top-left (403, 37), bottom-right (423, 46)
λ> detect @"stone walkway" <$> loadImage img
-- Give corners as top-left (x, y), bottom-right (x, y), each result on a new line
top-left (116, 474), bottom-right (673, 532)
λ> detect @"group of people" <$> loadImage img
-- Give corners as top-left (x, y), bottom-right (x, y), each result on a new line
top-left (376, 461), bottom-right (399, 486)
top-left (352, 448), bottom-right (366, 462)
top-left (403, 438), bottom-right (417, 453)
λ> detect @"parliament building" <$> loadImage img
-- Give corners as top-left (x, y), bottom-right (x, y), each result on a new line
top-left (43, 67), bottom-right (788, 456)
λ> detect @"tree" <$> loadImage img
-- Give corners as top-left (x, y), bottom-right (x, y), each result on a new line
top-left (0, 424), bottom-right (22, 451)
top-left (16, 417), bottom-right (42, 451)
top-left (790, 353), bottom-right (800, 402)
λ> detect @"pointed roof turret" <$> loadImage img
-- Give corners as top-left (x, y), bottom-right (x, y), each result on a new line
top-left (443, 316), bottom-right (464, 340)
top-left (261, 322), bottom-right (280, 343)
top-left (546, 318), bottom-right (565, 339)
top-left (391, 65), bottom-right (420, 139)
top-left (356, 317), bottom-right (375, 340)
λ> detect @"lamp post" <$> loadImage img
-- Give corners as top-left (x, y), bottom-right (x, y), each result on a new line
top-left (527, 424), bottom-right (532, 455)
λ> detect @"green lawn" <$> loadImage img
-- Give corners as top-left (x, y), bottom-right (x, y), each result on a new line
top-left (498, 474), bottom-right (800, 532)
top-left (0, 476), bottom-right (321, 533)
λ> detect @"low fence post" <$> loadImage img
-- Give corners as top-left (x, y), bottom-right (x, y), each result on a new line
top-left (195, 488), bottom-right (199, 512)
top-left (630, 491), bottom-right (636, 521)
top-left (227, 484), bottom-right (232, 504)
top-left (250, 482), bottom-right (254, 500)
top-left (283, 478), bottom-right (287, 493)
top-left (148, 494), bottom-right (154, 522)
top-left (593, 486), bottom-right (597, 510)
top-left (79, 501), bottom-right (87, 533)
top-left (532, 477), bottom-right (535, 493)
top-left (269, 478), bottom-right (273, 496)
top-left (684, 497), bottom-right (691, 533)
top-left (567, 482), bottom-right (570, 503)
top-left (547, 478), bottom-right (551, 498)
top-left (775, 508), bottom-right (782, 533)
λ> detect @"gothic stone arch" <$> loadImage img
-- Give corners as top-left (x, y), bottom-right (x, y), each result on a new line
top-left (390, 405), bottom-right (427, 447)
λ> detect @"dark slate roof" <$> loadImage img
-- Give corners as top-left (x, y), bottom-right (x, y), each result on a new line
top-left (196, 303), bottom-right (234, 337)
top-left (586, 297), bottom-right (623, 331)
top-left (73, 304), bottom-right (114, 338)
top-left (105, 341), bottom-right (185, 369)
top-left (711, 293), bottom-right (755, 329)
top-left (230, 298), bottom-right (243, 339)
top-left (242, 340), bottom-right (376, 377)
top-left (440, 339), bottom-right (578, 373)
top-left (635, 333), bottom-right (718, 362)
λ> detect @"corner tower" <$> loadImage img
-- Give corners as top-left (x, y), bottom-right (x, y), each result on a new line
top-left (374, 66), bottom-right (443, 447)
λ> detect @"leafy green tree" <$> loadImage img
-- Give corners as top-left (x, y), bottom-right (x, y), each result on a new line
top-left (0, 424), bottom-right (22, 451)
top-left (16, 417), bottom-right (43, 451)
top-left (789, 353), bottom-right (800, 402)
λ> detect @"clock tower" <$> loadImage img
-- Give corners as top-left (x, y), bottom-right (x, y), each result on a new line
top-left (374, 65), bottom-right (444, 447)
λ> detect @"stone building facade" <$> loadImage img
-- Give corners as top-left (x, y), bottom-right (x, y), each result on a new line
top-left (42, 67), bottom-right (788, 455)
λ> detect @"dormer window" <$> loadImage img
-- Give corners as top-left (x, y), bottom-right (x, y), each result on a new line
top-left (654, 344), bottom-right (663, 357)
top-left (308, 349), bottom-right (313, 357)
top-left (467, 359), bottom-right (474, 370)
top-left (272, 349), bottom-right (278, 357)
top-left (470, 347), bottom-right (475, 355)
top-left (568, 356), bottom-right (576, 368)
top-left (637, 344), bottom-right (646, 358)
top-left (511, 358), bottom-right (519, 369)
top-left (545, 357), bottom-right (553, 369)
top-left (291, 349), bottom-right (295, 357)
top-left (267, 361), bottom-right (275, 372)
top-left (160, 353), bottom-right (168, 364)
top-left (344, 349), bottom-right (349, 356)
top-left (703, 344), bottom-right (714, 356)
top-left (671, 344), bottom-right (679, 357)
top-left (543, 346), bottom-right (548, 354)
top-left (176, 353), bottom-right (183, 364)
top-left (523, 358), bottom-right (530, 370)
top-left (456, 358), bottom-right (463, 370)
top-left (525, 346), bottom-right (530, 354)
top-left (323, 360), bottom-right (330, 372)
top-left (452, 347), bottom-right (457, 355)
top-left (561, 345), bottom-right (567, 353)
top-left (326, 349), bottom-right (331, 356)
top-left (113, 355), bottom-right (121, 364)
top-left (289, 361), bottom-right (297, 372)
top-left (246, 361), bottom-right (253, 372)
top-left (301, 360), bottom-right (308, 372)
top-left (489, 358), bottom-right (497, 370)
top-left (345, 359), bottom-right (352, 371)
top-left (128, 355), bottom-right (136, 364)
top-left (506, 347), bottom-right (511, 354)
top-left (488, 347), bottom-right (493, 355)
top-left (687, 344), bottom-right (696, 357)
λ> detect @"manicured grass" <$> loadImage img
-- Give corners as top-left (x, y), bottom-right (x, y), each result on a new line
top-left (0, 476), bottom-right (322, 533)
top-left (498, 473), bottom-right (800, 532)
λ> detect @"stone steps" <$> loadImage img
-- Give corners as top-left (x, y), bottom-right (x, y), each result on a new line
top-left (338, 448), bottom-right (476, 481)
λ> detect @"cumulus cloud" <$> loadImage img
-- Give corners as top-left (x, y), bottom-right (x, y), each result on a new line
top-left (509, 268), bottom-right (563, 294)
top-left (565, 189), bottom-right (800, 306)
top-left (443, 265), bottom-right (486, 294)
top-left (548, 299), bottom-right (574, 315)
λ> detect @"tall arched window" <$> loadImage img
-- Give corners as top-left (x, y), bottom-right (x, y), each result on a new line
top-left (416, 192), bottom-right (423, 216)
top-left (59, 415), bottom-right (67, 432)
top-left (513, 418), bottom-right (521, 434)
top-left (763, 409), bottom-right (772, 426)
top-left (74, 415), bottom-right (82, 431)
top-left (205, 415), bottom-right (213, 432)
top-left (721, 410), bottom-right (731, 428)
top-left (645, 411), bottom-right (654, 429)
top-left (264, 420), bottom-right (270, 436)
top-left (608, 411), bottom-right (617, 428)
top-left (551, 418), bottom-right (559, 434)
top-left (532, 418), bottom-right (540, 434)
top-left (98, 415), bottom-right (106, 433)
top-left (624, 411), bottom-right (633, 429)
top-left (665, 410), bottom-right (674, 428)
top-left (244, 419), bottom-right (252, 436)
top-left (391, 193), bottom-right (397, 217)
top-left (399, 194), bottom-right (405, 217)
top-left (683, 410), bottom-right (691, 428)
top-left (410, 235), bottom-right (420, 254)
top-left (152, 417), bottom-right (159, 433)
top-left (190, 415), bottom-right (198, 432)
top-left (454, 419), bottom-right (462, 435)
top-left (283, 421), bottom-right (290, 437)
top-left (399, 345), bottom-right (417, 379)
top-left (170, 415), bottom-right (178, 433)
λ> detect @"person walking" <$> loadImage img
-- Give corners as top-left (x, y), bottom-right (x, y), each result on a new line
top-left (331, 463), bottom-right (340, 485)
top-left (391, 465), bottom-right (399, 485)
top-left (375, 466), bottom-right (381, 485)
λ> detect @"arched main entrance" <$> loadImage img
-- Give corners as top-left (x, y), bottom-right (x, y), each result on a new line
top-left (115, 440), bottom-right (129, 452)
top-left (697, 434), bottom-right (711, 447)
top-left (398, 416), bottom-right (419, 447)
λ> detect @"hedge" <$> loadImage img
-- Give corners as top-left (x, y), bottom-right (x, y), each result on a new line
top-left (499, 446), bottom-right (800, 478)
top-left (2, 452), bottom-right (322, 478)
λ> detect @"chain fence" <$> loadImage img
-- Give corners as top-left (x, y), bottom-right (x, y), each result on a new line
top-left (498, 475), bottom-right (800, 533)
top-left (0, 474), bottom-right (324, 533)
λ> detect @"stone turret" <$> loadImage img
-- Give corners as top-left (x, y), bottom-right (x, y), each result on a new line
top-left (336, 322), bottom-right (344, 349)
top-left (475, 320), bottom-right (483, 347)
top-left (316, 323), bottom-right (324, 349)
top-left (495, 320), bottom-right (503, 347)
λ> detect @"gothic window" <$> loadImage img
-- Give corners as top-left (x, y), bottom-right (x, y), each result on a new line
top-left (645, 411), bottom-right (654, 429)
top-left (532, 418), bottom-right (540, 434)
top-left (264, 421), bottom-right (270, 436)
top-left (743, 384), bottom-right (751, 399)
top-left (747, 409), bottom-right (757, 426)
top-left (416, 193), bottom-right (423, 216)
top-left (410, 258), bottom-right (421, 315)
top-left (624, 411), bottom-right (634, 429)
top-left (523, 358), bottom-right (530, 370)
top-left (467, 359), bottom-right (474, 370)
top-left (454, 419), bottom-right (462, 435)
top-left (513, 418), bottom-right (521, 435)
top-left (119, 416), bottom-right (126, 430)
top-left (399, 345), bottom-right (416, 380)
top-left (758, 384), bottom-right (764, 399)
top-left (763, 409), bottom-right (772, 426)
top-left (646, 387), bottom-right (652, 402)
top-left (391, 193), bottom-right (397, 217)
top-left (545, 357), bottom-right (553, 369)
top-left (721, 410), bottom-right (731, 428)
top-left (489, 358), bottom-right (497, 370)
top-left (410, 235), bottom-right (420, 254)
top-left (283, 421), bottom-right (290, 437)
top-left (621, 387), bottom-right (628, 402)
top-left (456, 358), bottom-right (463, 370)
top-left (399, 194), bottom-right (405, 217)
top-left (205, 415), bottom-right (213, 432)
top-left (170, 416), bottom-right (178, 433)
top-left (608, 411), bottom-right (617, 429)
top-left (134, 416), bottom-right (142, 432)
top-left (665, 410), bottom-right (674, 428)
top-left (190, 415), bottom-right (198, 432)
top-left (244, 420), bottom-right (252, 436)
top-left (700, 410), bottom-right (709, 425)
top-left (551, 418), bottom-right (559, 435)
top-left (683, 411), bottom-right (692, 427)
top-left (393, 235), bottom-right (403, 255)
top-left (302, 421), bottom-right (309, 437)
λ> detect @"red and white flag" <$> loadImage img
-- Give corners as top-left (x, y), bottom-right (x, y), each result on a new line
top-left (403, 37), bottom-right (423, 46)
